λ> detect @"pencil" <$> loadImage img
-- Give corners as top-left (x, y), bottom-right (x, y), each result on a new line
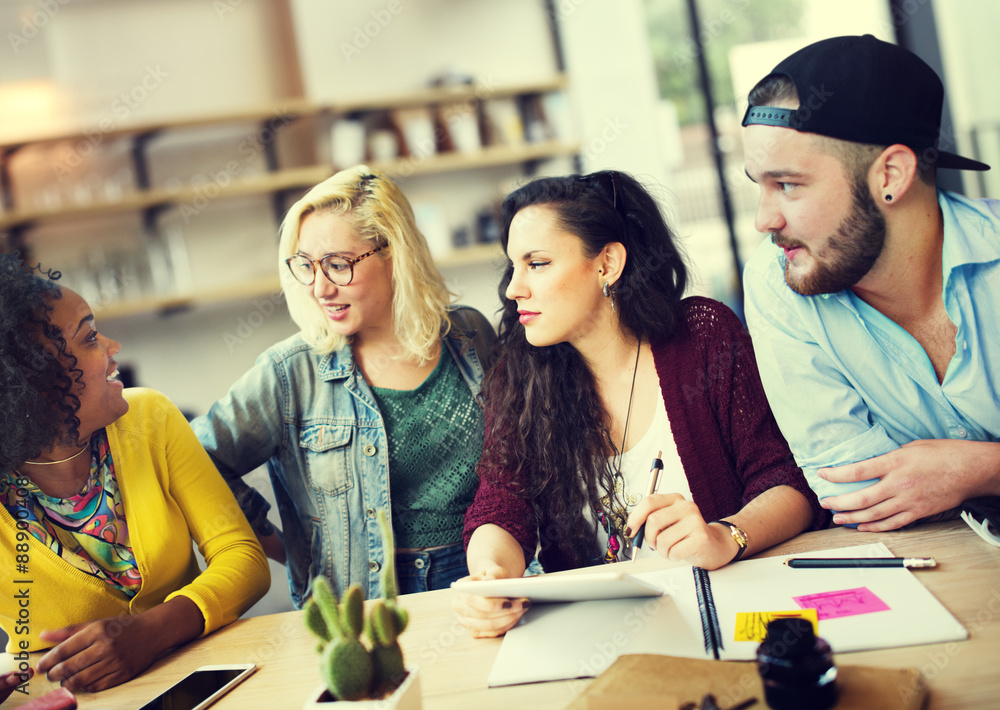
top-left (784, 557), bottom-right (937, 569)
top-left (631, 450), bottom-right (663, 562)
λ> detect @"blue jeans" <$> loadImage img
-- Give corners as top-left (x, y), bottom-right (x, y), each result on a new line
top-left (396, 543), bottom-right (469, 595)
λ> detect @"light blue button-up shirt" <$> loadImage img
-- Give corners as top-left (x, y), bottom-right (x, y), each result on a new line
top-left (744, 190), bottom-right (1000, 502)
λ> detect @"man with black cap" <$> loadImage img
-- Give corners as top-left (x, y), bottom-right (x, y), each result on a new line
top-left (741, 34), bottom-right (999, 532)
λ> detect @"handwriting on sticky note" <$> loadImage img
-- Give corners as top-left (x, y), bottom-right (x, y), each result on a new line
top-left (793, 587), bottom-right (891, 620)
top-left (734, 609), bottom-right (819, 642)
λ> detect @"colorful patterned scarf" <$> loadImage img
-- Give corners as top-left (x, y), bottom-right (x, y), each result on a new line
top-left (1, 430), bottom-right (141, 597)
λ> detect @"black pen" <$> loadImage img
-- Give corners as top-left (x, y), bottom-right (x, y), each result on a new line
top-left (784, 557), bottom-right (937, 569)
top-left (631, 450), bottom-right (663, 562)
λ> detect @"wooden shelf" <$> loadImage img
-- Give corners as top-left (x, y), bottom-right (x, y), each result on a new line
top-left (0, 165), bottom-right (333, 230)
top-left (370, 140), bottom-right (578, 177)
top-left (0, 76), bottom-right (568, 152)
top-left (0, 100), bottom-right (320, 153)
top-left (93, 243), bottom-right (506, 320)
top-left (93, 274), bottom-right (284, 320)
top-left (436, 242), bottom-right (504, 269)
top-left (332, 75), bottom-right (569, 113)
top-left (8, 75), bottom-right (573, 321)
top-left (0, 142), bottom-right (577, 230)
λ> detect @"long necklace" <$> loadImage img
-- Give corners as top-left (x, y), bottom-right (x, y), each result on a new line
top-left (23, 444), bottom-right (89, 466)
top-left (614, 337), bottom-right (642, 473)
top-left (597, 337), bottom-right (643, 564)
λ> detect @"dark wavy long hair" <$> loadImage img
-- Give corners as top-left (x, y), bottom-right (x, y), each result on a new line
top-left (0, 253), bottom-right (82, 472)
top-left (478, 172), bottom-right (688, 567)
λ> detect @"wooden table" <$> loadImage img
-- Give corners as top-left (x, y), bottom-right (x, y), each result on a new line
top-left (9, 520), bottom-right (1000, 709)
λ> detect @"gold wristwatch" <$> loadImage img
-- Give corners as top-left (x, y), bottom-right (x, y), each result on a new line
top-left (710, 520), bottom-right (748, 563)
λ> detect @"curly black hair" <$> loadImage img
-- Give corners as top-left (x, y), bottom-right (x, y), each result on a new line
top-left (0, 252), bottom-right (83, 471)
top-left (478, 171), bottom-right (688, 568)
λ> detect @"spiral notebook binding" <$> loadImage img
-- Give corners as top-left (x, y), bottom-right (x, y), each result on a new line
top-left (693, 566), bottom-right (724, 659)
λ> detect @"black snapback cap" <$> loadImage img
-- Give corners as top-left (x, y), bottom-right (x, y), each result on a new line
top-left (742, 34), bottom-right (989, 171)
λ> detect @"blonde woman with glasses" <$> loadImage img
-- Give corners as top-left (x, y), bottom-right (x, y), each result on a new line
top-left (192, 165), bottom-right (495, 603)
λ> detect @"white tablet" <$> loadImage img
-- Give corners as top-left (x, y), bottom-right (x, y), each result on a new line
top-left (451, 571), bottom-right (664, 603)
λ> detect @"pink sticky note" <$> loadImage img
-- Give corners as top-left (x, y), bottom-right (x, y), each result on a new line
top-left (792, 586), bottom-right (890, 620)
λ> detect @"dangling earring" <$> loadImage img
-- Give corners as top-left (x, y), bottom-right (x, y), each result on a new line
top-left (602, 282), bottom-right (611, 298)
top-left (611, 287), bottom-right (616, 313)
top-left (885, 194), bottom-right (893, 202)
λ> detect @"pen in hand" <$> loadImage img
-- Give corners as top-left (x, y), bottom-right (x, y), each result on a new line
top-left (631, 450), bottom-right (663, 562)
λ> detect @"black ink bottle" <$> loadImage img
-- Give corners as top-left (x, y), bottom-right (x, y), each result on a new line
top-left (756, 618), bottom-right (838, 710)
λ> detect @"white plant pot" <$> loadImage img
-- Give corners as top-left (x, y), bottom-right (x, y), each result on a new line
top-left (303, 666), bottom-right (421, 709)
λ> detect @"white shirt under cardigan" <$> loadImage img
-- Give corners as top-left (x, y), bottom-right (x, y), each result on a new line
top-left (588, 391), bottom-right (692, 563)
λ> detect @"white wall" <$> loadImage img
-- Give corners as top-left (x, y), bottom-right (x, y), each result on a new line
top-left (0, 0), bottom-right (300, 141)
top-left (934, 0), bottom-right (1000, 197)
top-left (290, 0), bottom-right (558, 101)
top-left (933, 0), bottom-right (1000, 129)
top-left (557, 0), bottom-right (673, 184)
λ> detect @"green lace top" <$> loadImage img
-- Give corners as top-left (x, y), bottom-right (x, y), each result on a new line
top-left (370, 350), bottom-right (484, 549)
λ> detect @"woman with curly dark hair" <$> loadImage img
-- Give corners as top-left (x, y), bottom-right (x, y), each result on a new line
top-left (453, 171), bottom-right (829, 638)
top-left (0, 253), bottom-right (268, 695)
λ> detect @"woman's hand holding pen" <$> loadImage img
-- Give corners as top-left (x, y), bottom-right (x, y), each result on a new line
top-left (626, 494), bottom-right (739, 571)
top-left (451, 566), bottom-right (530, 639)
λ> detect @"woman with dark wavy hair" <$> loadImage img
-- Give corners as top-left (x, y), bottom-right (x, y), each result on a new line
top-left (454, 171), bottom-right (828, 637)
top-left (0, 253), bottom-right (268, 694)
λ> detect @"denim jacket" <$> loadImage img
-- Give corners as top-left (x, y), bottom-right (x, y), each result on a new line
top-left (191, 306), bottom-right (495, 606)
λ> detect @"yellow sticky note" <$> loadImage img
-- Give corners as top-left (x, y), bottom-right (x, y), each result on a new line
top-left (733, 609), bottom-right (819, 642)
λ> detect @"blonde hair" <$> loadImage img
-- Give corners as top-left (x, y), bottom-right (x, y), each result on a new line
top-left (278, 165), bottom-right (454, 362)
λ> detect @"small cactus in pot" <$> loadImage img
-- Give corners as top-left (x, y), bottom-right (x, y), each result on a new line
top-left (303, 510), bottom-right (410, 701)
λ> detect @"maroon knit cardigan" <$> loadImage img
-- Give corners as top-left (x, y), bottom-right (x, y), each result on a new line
top-left (463, 297), bottom-right (829, 572)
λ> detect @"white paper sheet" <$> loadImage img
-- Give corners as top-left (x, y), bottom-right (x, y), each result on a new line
top-left (487, 542), bottom-right (968, 687)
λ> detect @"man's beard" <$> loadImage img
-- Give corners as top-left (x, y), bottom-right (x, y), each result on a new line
top-left (776, 179), bottom-right (887, 296)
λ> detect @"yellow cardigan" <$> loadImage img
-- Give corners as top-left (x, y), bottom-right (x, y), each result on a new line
top-left (1, 388), bottom-right (270, 651)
